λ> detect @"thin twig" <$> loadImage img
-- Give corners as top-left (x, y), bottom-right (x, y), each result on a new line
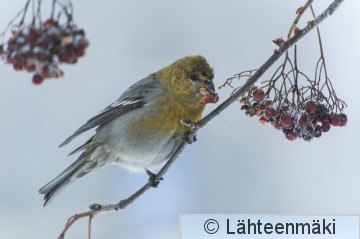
top-left (57, 0), bottom-right (345, 238)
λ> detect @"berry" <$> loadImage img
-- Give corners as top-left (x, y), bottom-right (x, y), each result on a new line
top-left (264, 107), bottom-right (277, 119)
top-left (272, 121), bottom-right (282, 129)
top-left (306, 101), bottom-right (317, 113)
top-left (4, 21), bottom-right (88, 84)
top-left (285, 131), bottom-right (298, 141)
top-left (339, 114), bottom-right (347, 127)
top-left (281, 114), bottom-right (294, 130)
top-left (259, 116), bottom-right (268, 124)
top-left (329, 114), bottom-right (341, 126)
top-left (320, 122), bottom-right (331, 133)
top-left (264, 99), bottom-right (273, 107)
top-left (32, 73), bottom-right (44, 85)
top-left (306, 124), bottom-right (315, 133)
top-left (298, 114), bottom-right (308, 126)
top-left (252, 89), bottom-right (265, 101)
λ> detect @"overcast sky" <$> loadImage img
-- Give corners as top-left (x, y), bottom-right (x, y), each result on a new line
top-left (1, 1), bottom-right (360, 239)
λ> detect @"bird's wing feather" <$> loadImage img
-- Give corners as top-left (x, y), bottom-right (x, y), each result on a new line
top-left (59, 76), bottom-right (160, 147)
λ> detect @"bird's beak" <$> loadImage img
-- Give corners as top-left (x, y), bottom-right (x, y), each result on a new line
top-left (199, 82), bottom-right (219, 105)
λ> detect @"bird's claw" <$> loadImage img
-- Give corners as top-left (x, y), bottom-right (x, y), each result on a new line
top-left (181, 119), bottom-right (198, 144)
top-left (89, 203), bottom-right (102, 211)
top-left (183, 132), bottom-right (197, 144)
top-left (145, 169), bottom-right (163, 188)
top-left (180, 119), bottom-right (199, 129)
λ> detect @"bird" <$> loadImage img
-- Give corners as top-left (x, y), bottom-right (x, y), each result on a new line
top-left (39, 55), bottom-right (218, 206)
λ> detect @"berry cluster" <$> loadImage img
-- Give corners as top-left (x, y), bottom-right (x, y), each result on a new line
top-left (3, 19), bottom-right (88, 84)
top-left (241, 88), bottom-right (347, 141)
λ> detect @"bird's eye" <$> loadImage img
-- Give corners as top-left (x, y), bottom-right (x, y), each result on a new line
top-left (190, 75), bottom-right (198, 81)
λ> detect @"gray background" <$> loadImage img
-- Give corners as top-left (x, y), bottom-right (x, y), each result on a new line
top-left (1, 1), bottom-right (359, 238)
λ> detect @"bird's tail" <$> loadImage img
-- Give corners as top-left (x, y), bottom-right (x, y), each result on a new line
top-left (39, 146), bottom-right (106, 206)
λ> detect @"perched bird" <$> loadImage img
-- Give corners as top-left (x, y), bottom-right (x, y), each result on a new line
top-left (39, 55), bottom-right (218, 206)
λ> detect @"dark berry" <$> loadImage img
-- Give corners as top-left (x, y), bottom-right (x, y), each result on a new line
top-left (339, 114), bottom-right (347, 127)
top-left (320, 122), bottom-right (331, 133)
top-left (329, 114), bottom-right (341, 126)
top-left (32, 73), bottom-right (44, 85)
top-left (306, 101), bottom-right (317, 113)
top-left (306, 124), bottom-right (315, 133)
top-left (285, 131), bottom-right (298, 141)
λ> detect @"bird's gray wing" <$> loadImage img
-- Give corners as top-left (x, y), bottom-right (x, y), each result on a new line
top-left (59, 75), bottom-right (160, 147)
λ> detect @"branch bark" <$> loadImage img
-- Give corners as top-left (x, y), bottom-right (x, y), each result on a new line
top-left (57, 0), bottom-right (345, 238)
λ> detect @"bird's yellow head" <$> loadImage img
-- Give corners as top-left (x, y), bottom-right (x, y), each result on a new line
top-left (158, 55), bottom-right (218, 106)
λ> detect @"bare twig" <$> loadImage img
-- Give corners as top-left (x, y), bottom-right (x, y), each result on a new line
top-left (57, 0), bottom-right (345, 238)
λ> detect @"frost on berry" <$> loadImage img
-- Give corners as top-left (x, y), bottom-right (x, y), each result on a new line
top-left (0, 0), bottom-right (89, 85)
top-left (264, 107), bottom-right (277, 119)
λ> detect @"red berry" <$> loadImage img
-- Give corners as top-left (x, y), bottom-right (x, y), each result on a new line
top-left (314, 114), bottom-right (326, 124)
top-left (272, 121), bottom-right (282, 129)
top-left (77, 38), bottom-right (89, 49)
top-left (259, 116), bottom-right (269, 124)
top-left (13, 63), bottom-right (23, 71)
top-left (298, 114), bottom-right (308, 126)
top-left (252, 89), bottom-right (265, 101)
top-left (264, 107), bottom-right (277, 119)
top-left (285, 131), bottom-right (298, 141)
top-left (281, 114), bottom-right (294, 129)
top-left (339, 113), bottom-right (347, 127)
top-left (306, 124), bottom-right (315, 133)
top-left (32, 73), bottom-right (44, 85)
top-left (329, 114), bottom-right (341, 126)
top-left (264, 99), bottom-right (273, 107)
top-left (320, 122), bottom-right (331, 133)
top-left (306, 101), bottom-right (317, 113)
top-left (74, 48), bottom-right (85, 57)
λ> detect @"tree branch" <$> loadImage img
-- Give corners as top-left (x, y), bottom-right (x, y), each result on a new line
top-left (57, 0), bottom-right (345, 238)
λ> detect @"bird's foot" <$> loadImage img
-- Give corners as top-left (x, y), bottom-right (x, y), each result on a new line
top-left (146, 169), bottom-right (163, 188)
top-left (181, 119), bottom-right (199, 144)
top-left (89, 203), bottom-right (102, 211)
